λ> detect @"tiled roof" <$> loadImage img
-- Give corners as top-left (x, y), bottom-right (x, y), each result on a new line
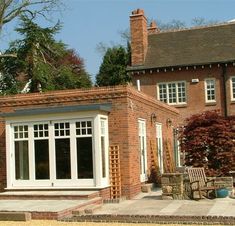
top-left (129, 22), bottom-right (235, 70)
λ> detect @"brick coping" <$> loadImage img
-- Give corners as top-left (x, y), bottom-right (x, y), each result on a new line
top-left (61, 214), bottom-right (235, 225)
top-left (0, 85), bottom-right (179, 115)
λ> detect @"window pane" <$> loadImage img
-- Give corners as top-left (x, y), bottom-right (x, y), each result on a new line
top-left (35, 140), bottom-right (50, 180)
top-left (55, 138), bottom-right (71, 179)
top-left (77, 137), bottom-right (93, 179)
top-left (14, 125), bottom-right (28, 139)
top-left (34, 123), bottom-right (49, 138)
top-left (76, 120), bottom-right (92, 136)
top-left (15, 141), bottom-right (29, 180)
top-left (54, 122), bottom-right (70, 137)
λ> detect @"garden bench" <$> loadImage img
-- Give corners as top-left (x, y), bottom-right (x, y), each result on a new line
top-left (186, 167), bottom-right (217, 199)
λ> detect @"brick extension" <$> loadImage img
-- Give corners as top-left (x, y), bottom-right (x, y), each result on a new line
top-left (0, 85), bottom-right (179, 199)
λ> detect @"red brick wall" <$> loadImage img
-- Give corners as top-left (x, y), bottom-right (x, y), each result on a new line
top-left (124, 91), bottom-right (178, 198)
top-left (0, 85), bottom-right (179, 199)
top-left (132, 64), bottom-right (235, 124)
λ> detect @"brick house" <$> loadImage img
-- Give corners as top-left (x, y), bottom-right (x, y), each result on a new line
top-left (128, 9), bottom-right (235, 123)
top-left (0, 85), bottom-right (178, 199)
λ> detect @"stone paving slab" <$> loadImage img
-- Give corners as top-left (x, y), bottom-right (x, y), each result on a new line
top-left (0, 190), bottom-right (97, 196)
top-left (0, 200), bottom-right (89, 212)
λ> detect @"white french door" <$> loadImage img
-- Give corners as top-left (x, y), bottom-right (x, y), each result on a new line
top-left (138, 119), bottom-right (147, 182)
top-left (156, 123), bottom-right (164, 174)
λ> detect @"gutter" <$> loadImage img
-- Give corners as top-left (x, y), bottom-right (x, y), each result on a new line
top-left (127, 60), bottom-right (235, 72)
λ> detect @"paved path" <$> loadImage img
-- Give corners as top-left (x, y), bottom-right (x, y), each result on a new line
top-left (1, 189), bottom-right (235, 224)
top-left (63, 189), bottom-right (235, 224)
top-left (95, 189), bottom-right (235, 217)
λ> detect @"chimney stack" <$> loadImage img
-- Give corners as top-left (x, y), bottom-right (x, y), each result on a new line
top-left (148, 21), bottom-right (160, 34)
top-left (130, 9), bottom-right (148, 66)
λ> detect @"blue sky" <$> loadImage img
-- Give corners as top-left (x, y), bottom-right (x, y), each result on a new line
top-left (1, 0), bottom-right (235, 81)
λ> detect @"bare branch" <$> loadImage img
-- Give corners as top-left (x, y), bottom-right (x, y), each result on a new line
top-left (0, 0), bottom-right (63, 34)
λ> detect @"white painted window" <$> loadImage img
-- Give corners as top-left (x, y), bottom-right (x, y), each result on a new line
top-left (205, 78), bottom-right (216, 103)
top-left (230, 77), bottom-right (235, 101)
top-left (6, 113), bottom-right (109, 189)
top-left (157, 81), bottom-right (186, 105)
top-left (138, 119), bottom-right (147, 182)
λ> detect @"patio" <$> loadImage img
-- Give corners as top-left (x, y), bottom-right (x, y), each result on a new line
top-left (62, 188), bottom-right (235, 225)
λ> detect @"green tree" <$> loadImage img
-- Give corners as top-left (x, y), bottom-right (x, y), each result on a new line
top-left (95, 46), bottom-right (130, 86)
top-left (0, 16), bottom-right (91, 94)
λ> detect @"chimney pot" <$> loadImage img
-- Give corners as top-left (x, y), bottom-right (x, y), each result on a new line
top-left (132, 8), bottom-right (144, 15)
top-left (148, 20), bottom-right (160, 34)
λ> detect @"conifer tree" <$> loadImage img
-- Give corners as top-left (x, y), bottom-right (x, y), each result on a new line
top-left (0, 16), bottom-right (92, 94)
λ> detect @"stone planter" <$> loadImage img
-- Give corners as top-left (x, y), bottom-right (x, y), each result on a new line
top-left (161, 173), bottom-right (184, 200)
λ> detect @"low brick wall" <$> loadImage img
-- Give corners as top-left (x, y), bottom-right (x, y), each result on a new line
top-left (161, 173), bottom-right (184, 200)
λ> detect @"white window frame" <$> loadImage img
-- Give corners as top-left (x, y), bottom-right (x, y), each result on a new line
top-left (6, 111), bottom-right (109, 189)
top-left (157, 81), bottom-right (187, 105)
top-left (230, 76), bottom-right (235, 101)
top-left (205, 78), bottom-right (216, 103)
top-left (138, 119), bottom-right (148, 182)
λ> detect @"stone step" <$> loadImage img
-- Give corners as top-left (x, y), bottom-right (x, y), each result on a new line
top-left (0, 196), bottom-right (103, 220)
top-left (141, 183), bottom-right (154, 193)
top-left (0, 190), bottom-right (99, 200)
top-left (0, 212), bottom-right (31, 221)
top-left (72, 203), bottom-right (103, 216)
